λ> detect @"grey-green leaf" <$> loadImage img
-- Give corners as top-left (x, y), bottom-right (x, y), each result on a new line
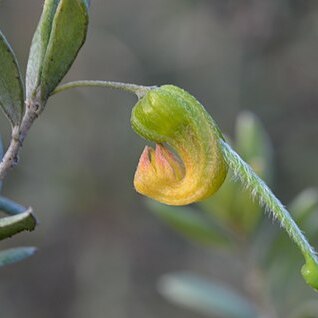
top-left (158, 272), bottom-right (259, 318)
top-left (0, 30), bottom-right (24, 126)
top-left (40, 0), bottom-right (89, 100)
top-left (0, 196), bottom-right (26, 215)
top-left (146, 200), bottom-right (230, 246)
top-left (26, 0), bottom-right (60, 100)
top-left (0, 136), bottom-right (3, 192)
top-left (0, 247), bottom-right (37, 267)
top-left (0, 208), bottom-right (37, 240)
top-left (0, 135), bottom-right (3, 159)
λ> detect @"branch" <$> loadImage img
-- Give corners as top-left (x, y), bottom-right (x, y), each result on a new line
top-left (0, 99), bottom-right (40, 180)
top-left (0, 81), bottom-right (155, 181)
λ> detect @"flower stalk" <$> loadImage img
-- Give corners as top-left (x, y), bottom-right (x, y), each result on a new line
top-left (221, 140), bottom-right (318, 289)
top-left (52, 80), bottom-right (155, 99)
top-left (129, 84), bottom-right (318, 290)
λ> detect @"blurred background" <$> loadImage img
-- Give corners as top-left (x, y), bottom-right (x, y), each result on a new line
top-left (0, 0), bottom-right (318, 317)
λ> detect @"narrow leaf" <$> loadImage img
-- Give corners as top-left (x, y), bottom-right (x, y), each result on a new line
top-left (0, 247), bottom-right (37, 267)
top-left (0, 136), bottom-right (3, 192)
top-left (0, 135), bottom-right (3, 159)
top-left (235, 111), bottom-right (273, 182)
top-left (0, 208), bottom-right (37, 240)
top-left (0, 196), bottom-right (26, 215)
top-left (40, 0), bottom-right (89, 99)
top-left (290, 188), bottom-right (318, 241)
top-left (0, 30), bottom-right (24, 125)
top-left (146, 200), bottom-right (230, 246)
top-left (26, 0), bottom-right (60, 100)
top-left (158, 272), bottom-right (259, 318)
top-left (289, 188), bottom-right (318, 222)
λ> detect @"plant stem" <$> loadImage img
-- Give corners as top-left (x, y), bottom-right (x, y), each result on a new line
top-left (0, 81), bottom-right (155, 180)
top-left (220, 140), bottom-right (318, 289)
top-left (0, 100), bottom-right (40, 180)
top-left (51, 80), bottom-right (156, 99)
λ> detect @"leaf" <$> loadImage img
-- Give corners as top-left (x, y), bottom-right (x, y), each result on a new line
top-left (26, 0), bottom-right (89, 102)
top-left (235, 111), bottom-right (273, 183)
top-left (200, 112), bottom-right (274, 235)
top-left (0, 196), bottom-right (26, 215)
top-left (0, 30), bottom-right (24, 126)
top-left (200, 171), bottom-right (264, 235)
top-left (290, 188), bottom-right (318, 241)
top-left (41, 0), bottom-right (88, 99)
top-left (26, 0), bottom-right (60, 100)
top-left (289, 188), bottom-right (318, 223)
top-left (158, 272), bottom-right (259, 318)
top-left (0, 135), bottom-right (3, 159)
top-left (0, 247), bottom-right (37, 267)
top-left (0, 136), bottom-right (3, 192)
top-left (146, 200), bottom-right (231, 246)
top-left (0, 208), bottom-right (37, 240)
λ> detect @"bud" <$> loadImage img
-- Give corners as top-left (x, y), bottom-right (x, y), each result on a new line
top-left (131, 85), bottom-right (228, 206)
top-left (302, 257), bottom-right (318, 290)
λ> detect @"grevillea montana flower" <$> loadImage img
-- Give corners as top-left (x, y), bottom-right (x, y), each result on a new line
top-left (130, 84), bottom-right (318, 290)
top-left (131, 85), bottom-right (228, 206)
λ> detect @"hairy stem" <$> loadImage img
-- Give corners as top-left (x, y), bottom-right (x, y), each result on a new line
top-left (221, 140), bottom-right (318, 288)
top-left (52, 80), bottom-right (156, 99)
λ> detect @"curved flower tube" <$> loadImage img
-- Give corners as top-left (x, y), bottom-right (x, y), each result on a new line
top-left (131, 84), bottom-right (318, 290)
top-left (131, 85), bottom-right (228, 205)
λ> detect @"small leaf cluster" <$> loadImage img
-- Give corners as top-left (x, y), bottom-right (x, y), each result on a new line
top-left (0, 0), bottom-right (89, 266)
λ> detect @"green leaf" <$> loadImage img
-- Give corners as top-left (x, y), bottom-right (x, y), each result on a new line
top-left (26, 0), bottom-right (89, 102)
top-left (200, 112), bottom-right (274, 235)
top-left (200, 171), bottom-right (264, 235)
top-left (41, 0), bottom-right (88, 98)
top-left (235, 111), bottom-right (273, 183)
top-left (289, 189), bottom-right (318, 223)
top-left (0, 196), bottom-right (26, 215)
top-left (158, 272), bottom-right (259, 318)
top-left (0, 247), bottom-right (37, 267)
top-left (0, 135), bottom-right (3, 159)
top-left (0, 136), bottom-right (3, 192)
top-left (0, 30), bottom-right (24, 126)
top-left (0, 208), bottom-right (37, 240)
top-left (26, 0), bottom-right (60, 100)
top-left (146, 200), bottom-right (231, 246)
top-left (290, 189), bottom-right (318, 241)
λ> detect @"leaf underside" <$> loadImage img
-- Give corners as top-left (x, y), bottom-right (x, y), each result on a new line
top-left (0, 31), bottom-right (24, 126)
top-left (0, 247), bottom-right (37, 267)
